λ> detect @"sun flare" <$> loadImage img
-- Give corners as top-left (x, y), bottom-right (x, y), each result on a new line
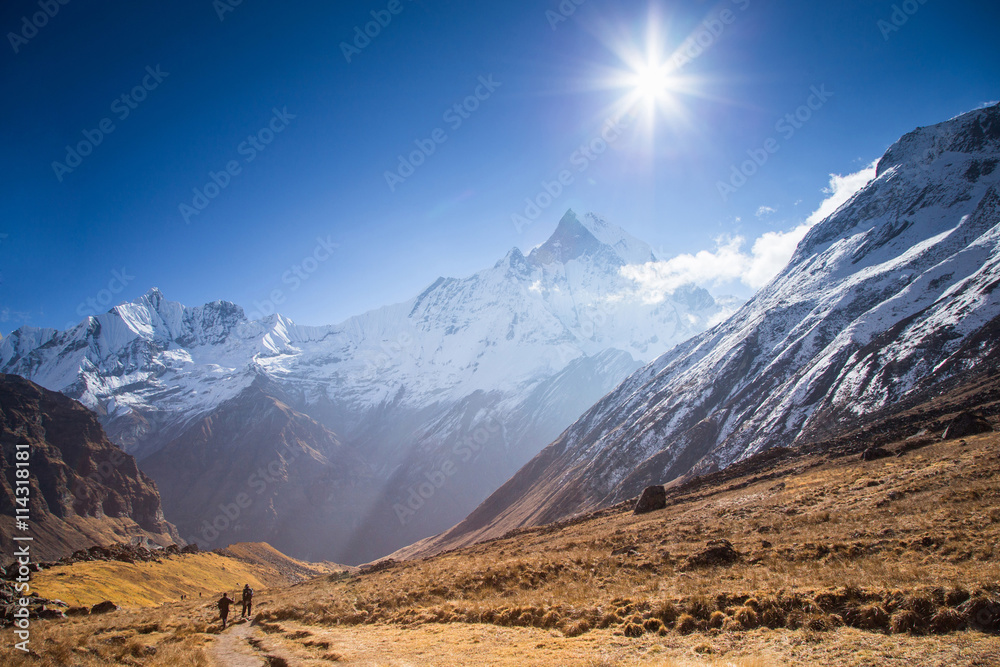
top-left (628, 61), bottom-right (676, 105)
top-left (596, 28), bottom-right (695, 134)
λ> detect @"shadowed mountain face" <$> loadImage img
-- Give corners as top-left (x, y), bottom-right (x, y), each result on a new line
top-left (414, 104), bottom-right (1000, 554)
top-left (140, 378), bottom-right (379, 563)
top-left (0, 374), bottom-right (179, 562)
top-left (1, 213), bottom-right (735, 563)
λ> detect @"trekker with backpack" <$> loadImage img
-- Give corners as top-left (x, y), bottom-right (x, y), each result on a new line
top-left (217, 592), bottom-right (233, 629)
top-left (241, 584), bottom-right (254, 618)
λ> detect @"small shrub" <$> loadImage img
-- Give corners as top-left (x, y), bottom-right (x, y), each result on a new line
top-left (721, 617), bottom-right (743, 632)
top-left (961, 595), bottom-right (1000, 632)
top-left (903, 594), bottom-right (936, 619)
top-left (733, 606), bottom-right (759, 629)
top-left (675, 613), bottom-right (698, 634)
top-left (758, 600), bottom-right (786, 629)
top-left (563, 619), bottom-right (592, 637)
top-left (598, 611), bottom-right (622, 629)
top-left (785, 610), bottom-right (806, 630)
top-left (497, 608), bottom-right (516, 626)
top-left (686, 595), bottom-right (714, 620)
top-left (651, 600), bottom-right (679, 624)
top-left (890, 610), bottom-right (922, 635)
top-left (692, 642), bottom-right (715, 655)
top-left (929, 608), bottom-right (964, 633)
top-left (540, 611), bottom-right (561, 628)
top-left (945, 588), bottom-right (970, 607)
top-left (804, 614), bottom-right (837, 632)
top-left (847, 604), bottom-right (890, 632)
top-left (642, 617), bottom-right (664, 633)
top-left (623, 622), bottom-right (644, 637)
top-left (708, 611), bottom-right (726, 629)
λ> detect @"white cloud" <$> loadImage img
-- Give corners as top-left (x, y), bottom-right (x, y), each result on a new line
top-left (622, 235), bottom-right (747, 303)
top-left (623, 162), bottom-right (878, 301)
top-left (756, 205), bottom-right (776, 218)
top-left (804, 161), bottom-right (879, 227)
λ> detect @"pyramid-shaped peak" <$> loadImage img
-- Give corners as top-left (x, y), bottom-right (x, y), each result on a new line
top-left (528, 210), bottom-right (656, 266)
top-left (132, 287), bottom-right (172, 313)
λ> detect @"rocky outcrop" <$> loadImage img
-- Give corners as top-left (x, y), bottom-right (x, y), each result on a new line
top-left (0, 579), bottom-right (68, 627)
top-left (679, 539), bottom-right (743, 571)
top-left (89, 600), bottom-right (118, 614)
top-left (633, 485), bottom-right (667, 514)
top-left (862, 447), bottom-right (892, 461)
top-left (942, 411), bottom-right (994, 440)
top-left (0, 374), bottom-right (180, 562)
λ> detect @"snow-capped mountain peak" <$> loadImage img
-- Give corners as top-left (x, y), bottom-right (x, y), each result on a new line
top-left (528, 209), bottom-right (656, 267)
top-left (2, 212), bottom-right (732, 458)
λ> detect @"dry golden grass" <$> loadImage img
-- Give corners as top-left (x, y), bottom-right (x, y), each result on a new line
top-left (249, 431), bottom-right (1000, 664)
top-left (4, 432), bottom-right (999, 665)
top-left (1, 600), bottom-right (219, 666)
top-left (29, 541), bottom-right (341, 608)
top-left (29, 552), bottom-right (276, 608)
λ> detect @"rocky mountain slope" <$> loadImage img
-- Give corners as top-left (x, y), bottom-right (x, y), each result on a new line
top-left (416, 103), bottom-right (1000, 552)
top-left (140, 377), bottom-right (378, 562)
top-left (0, 374), bottom-right (180, 562)
top-left (1, 213), bottom-right (736, 562)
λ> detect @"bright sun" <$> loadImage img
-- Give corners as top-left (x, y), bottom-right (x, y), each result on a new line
top-left (629, 62), bottom-right (675, 105)
top-left (588, 8), bottom-right (714, 135)
top-left (586, 14), bottom-right (707, 139)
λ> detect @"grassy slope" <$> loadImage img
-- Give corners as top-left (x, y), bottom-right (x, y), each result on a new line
top-left (8, 431), bottom-right (999, 666)
top-left (29, 542), bottom-right (343, 608)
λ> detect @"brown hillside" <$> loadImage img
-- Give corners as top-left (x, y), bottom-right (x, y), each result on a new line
top-left (140, 380), bottom-right (377, 563)
top-left (27, 541), bottom-right (342, 609)
top-left (0, 374), bottom-right (180, 562)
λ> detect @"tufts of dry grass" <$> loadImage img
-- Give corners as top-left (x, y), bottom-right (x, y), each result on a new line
top-left (242, 432), bottom-right (1000, 663)
top-left (1, 600), bottom-right (219, 666)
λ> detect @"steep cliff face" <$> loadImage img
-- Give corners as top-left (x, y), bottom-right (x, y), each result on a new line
top-left (0, 374), bottom-right (179, 562)
top-left (417, 104), bottom-right (1000, 553)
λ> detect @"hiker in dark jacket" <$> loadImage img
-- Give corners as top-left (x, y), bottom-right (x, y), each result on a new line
top-left (217, 593), bottom-right (233, 629)
top-left (241, 584), bottom-right (254, 618)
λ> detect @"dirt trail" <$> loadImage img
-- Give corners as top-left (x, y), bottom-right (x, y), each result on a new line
top-left (210, 618), bottom-right (268, 667)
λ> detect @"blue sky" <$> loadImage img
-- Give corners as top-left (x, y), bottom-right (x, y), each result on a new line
top-left (1, 0), bottom-right (998, 333)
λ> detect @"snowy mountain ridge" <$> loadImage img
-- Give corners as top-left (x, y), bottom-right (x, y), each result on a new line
top-left (0, 211), bottom-right (737, 559)
top-left (1, 211), bottom-right (733, 455)
top-left (415, 103), bottom-right (1000, 552)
